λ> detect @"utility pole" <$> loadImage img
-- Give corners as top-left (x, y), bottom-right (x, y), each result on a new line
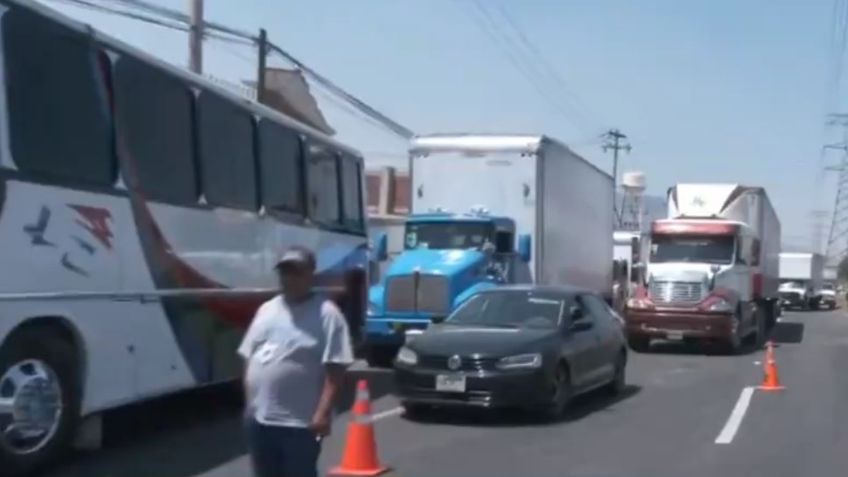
top-left (187, 0), bottom-right (204, 73)
top-left (822, 112), bottom-right (848, 262)
top-left (602, 129), bottom-right (632, 191)
top-left (602, 129), bottom-right (632, 225)
top-left (256, 28), bottom-right (268, 104)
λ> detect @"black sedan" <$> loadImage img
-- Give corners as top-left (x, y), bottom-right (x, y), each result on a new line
top-left (393, 285), bottom-right (628, 419)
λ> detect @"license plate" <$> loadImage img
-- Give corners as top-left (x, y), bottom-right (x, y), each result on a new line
top-left (666, 330), bottom-right (684, 341)
top-left (435, 374), bottom-right (466, 393)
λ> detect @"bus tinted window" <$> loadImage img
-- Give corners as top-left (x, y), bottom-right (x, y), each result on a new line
top-left (3, 7), bottom-right (114, 186)
top-left (197, 91), bottom-right (258, 210)
top-left (340, 155), bottom-right (364, 231)
top-left (306, 143), bottom-right (341, 226)
top-left (257, 120), bottom-right (304, 214)
top-left (114, 56), bottom-right (197, 204)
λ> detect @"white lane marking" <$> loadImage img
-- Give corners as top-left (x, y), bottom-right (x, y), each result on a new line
top-left (371, 406), bottom-right (404, 422)
top-left (715, 386), bottom-right (756, 444)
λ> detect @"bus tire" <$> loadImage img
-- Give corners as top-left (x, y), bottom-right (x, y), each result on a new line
top-left (0, 328), bottom-right (81, 477)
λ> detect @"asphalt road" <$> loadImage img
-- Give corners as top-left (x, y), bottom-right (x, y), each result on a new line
top-left (46, 309), bottom-right (847, 477)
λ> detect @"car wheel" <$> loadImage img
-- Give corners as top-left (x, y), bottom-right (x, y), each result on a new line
top-left (0, 329), bottom-right (81, 477)
top-left (605, 351), bottom-right (627, 396)
top-left (627, 336), bottom-right (650, 353)
top-left (544, 364), bottom-right (572, 420)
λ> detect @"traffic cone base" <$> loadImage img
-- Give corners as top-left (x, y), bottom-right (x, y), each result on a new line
top-left (329, 380), bottom-right (391, 477)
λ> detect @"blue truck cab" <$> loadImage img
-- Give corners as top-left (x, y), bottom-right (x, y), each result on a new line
top-left (365, 208), bottom-right (532, 367)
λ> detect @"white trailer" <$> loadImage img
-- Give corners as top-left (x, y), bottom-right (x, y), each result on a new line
top-left (409, 133), bottom-right (615, 298)
top-left (778, 252), bottom-right (825, 309)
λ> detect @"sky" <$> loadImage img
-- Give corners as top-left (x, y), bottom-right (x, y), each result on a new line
top-left (39, 0), bottom-right (842, 251)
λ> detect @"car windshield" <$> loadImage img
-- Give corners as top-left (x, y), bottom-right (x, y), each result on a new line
top-left (445, 290), bottom-right (564, 328)
top-left (781, 281), bottom-right (804, 288)
top-left (823, 283), bottom-right (835, 290)
top-left (650, 234), bottom-right (735, 264)
top-left (404, 221), bottom-right (493, 250)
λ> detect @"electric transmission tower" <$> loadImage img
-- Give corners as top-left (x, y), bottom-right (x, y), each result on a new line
top-left (824, 113), bottom-right (848, 262)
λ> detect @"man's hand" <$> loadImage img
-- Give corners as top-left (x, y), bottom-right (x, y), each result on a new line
top-left (309, 410), bottom-right (332, 437)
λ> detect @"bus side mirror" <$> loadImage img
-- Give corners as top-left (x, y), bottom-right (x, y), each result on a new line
top-left (518, 234), bottom-right (532, 263)
top-left (374, 232), bottom-right (388, 262)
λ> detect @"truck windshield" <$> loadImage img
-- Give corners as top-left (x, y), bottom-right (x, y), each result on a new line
top-left (404, 222), bottom-right (493, 250)
top-left (650, 234), bottom-right (735, 264)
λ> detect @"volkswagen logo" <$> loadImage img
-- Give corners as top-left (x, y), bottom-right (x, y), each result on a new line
top-left (447, 355), bottom-right (462, 371)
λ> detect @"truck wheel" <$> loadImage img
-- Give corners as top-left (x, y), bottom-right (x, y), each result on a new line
top-left (753, 309), bottom-right (767, 349)
top-left (627, 336), bottom-right (650, 353)
top-left (0, 329), bottom-right (81, 477)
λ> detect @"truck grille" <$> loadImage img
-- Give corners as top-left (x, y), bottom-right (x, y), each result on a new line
top-left (385, 274), bottom-right (450, 315)
top-left (649, 281), bottom-right (705, 304)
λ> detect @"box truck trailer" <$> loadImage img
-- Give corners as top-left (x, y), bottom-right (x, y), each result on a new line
top-left (365, 133), bottom-right (615, 365)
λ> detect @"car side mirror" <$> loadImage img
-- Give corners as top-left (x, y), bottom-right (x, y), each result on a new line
top-left (570, 320), bottom-right (594, 333)
top-left (518, 234), bottom-right (531, 263)
top-left (569, 305), bottom-right (583, 320)
top-left (430, 315), bottom-right (447, 324)
top-left (374, 232), bottom-right (388, 262)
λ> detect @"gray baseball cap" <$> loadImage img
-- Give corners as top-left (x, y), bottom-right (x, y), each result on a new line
top-left (274, 246), bottom-right (317, 271)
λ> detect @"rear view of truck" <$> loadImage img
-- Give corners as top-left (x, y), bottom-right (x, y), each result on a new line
top-left (778, 252), bottom-right (825, 310)
top-left (625, 184), bottom-right (781, 353)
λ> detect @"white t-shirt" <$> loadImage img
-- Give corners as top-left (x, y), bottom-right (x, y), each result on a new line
top-left (238, 294), bottom-right (354, 427)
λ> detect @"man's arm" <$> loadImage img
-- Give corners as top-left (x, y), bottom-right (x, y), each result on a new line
top-left (311, 363), bottom-right (345, 436)
top-left (311, 301), bottom-right (354, 436)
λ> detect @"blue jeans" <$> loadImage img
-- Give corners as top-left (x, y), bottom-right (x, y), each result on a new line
top-left (244, 416), bottom-right (322, 477)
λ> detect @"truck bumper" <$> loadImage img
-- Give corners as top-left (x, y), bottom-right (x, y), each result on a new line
top-left (365, 316), bottom-right (431, 347)
top-left (625, 308), bottom-right (735, 341)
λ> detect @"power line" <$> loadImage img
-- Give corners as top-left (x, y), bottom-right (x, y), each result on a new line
top-left (49, 0), bottom-right (414, 139)
top-left (488, 1), bottom-right (605, 129)
top-left (454, 0), bottom-right (600, 137)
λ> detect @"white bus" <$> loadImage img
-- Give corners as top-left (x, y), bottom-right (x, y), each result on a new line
top-left (0, 1), bottom-right (371, 474)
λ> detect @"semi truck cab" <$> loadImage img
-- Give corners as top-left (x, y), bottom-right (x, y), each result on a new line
top-left (365, 208), bottom-right (531, 366)
top-left (626, 219), bottom-right (766, 351)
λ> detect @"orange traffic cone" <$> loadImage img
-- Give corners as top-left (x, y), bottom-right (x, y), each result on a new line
top-left (759, 341), bottom-right (785, 391)
top-left (328, 380), bottom-right (390, 476)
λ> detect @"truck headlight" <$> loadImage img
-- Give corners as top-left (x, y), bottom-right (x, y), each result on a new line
top-left (627, 297), bottom-right (653, 310)
top-left (496, 353), bottom-right (542, 370)
top-left (705, 296), bottom-right (733, 312)
top-left (396, 347), bottom-right (418, 366)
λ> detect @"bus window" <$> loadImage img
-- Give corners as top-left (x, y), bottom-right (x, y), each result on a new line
top-left (4, 6), bottom-right (114, 186)
top-left (340, 154), bottom-right (364, 232)
top-left (257, 119), bottom-right (304, 215)
top-left (114, 56), bottom-right (197, 204)
top-left (196, 91), bottom-right (258, 211)
top-left (306, 143), bottom-right (342, 226)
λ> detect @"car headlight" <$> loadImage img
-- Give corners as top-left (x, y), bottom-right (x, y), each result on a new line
top-left (368, 301), bottom-right (378, 315)
top-left (396, 346), bottom-right (418, 366)
top-left (496, 353), bottom-right (542, 370)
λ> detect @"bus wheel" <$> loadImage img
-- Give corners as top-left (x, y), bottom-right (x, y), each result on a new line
top-left (0, 329), bottom-right (81, 476)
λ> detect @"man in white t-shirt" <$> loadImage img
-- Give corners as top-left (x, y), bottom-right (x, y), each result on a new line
top-left (238, 245), bottom-right (354, 477)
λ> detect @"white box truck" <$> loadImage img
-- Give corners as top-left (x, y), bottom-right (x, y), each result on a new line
top-left (365, 133), bottom-right (615, 364)
top-left (625, 184), bottom-right (781, 353)
top-left (778, 252), bottom-right (826, 310)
